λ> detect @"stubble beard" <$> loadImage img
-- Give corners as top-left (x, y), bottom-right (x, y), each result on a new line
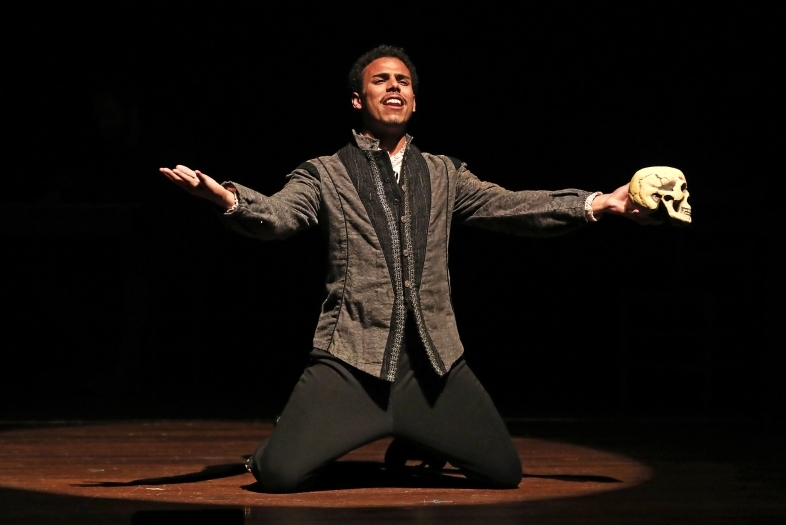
top-left (378, 111), bottom-right (410, 129)
top-left (364, 115), bottom-right (408, 137)
top-left (383, 116), bottom-right (406, 127)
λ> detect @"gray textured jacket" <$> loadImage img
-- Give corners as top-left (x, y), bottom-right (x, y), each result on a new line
top-left (221, 132), bottom-right (593, 381)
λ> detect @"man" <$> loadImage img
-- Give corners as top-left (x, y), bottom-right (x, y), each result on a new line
top-left (160, 45), bottom-right (651, 492)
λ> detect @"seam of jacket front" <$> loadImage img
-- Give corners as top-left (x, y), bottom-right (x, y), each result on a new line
top-left (316, 156), bottom-right (350, 352)
top-left (402, 150), bottom-right (446, 376)
top-left (364, 151), bottom-right (407, 381)
top-left (439, 155), bottom-right (455, 323)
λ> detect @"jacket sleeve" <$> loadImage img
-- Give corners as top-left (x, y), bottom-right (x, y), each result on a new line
top-left (452, 163), bottom-right (593, 237)
top-left (218, 164), bottom-right (321, 240)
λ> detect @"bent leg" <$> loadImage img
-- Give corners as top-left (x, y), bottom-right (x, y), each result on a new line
top-left (391, 343), bottom-right (522, 488)
top-left (249, 350), bottom-right (392, 492)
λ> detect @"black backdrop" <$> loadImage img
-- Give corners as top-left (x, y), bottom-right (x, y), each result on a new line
top-left (2, 4), bottom-right (782, 420)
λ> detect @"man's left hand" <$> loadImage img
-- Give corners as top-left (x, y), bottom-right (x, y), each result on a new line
top-left (592, 184), bottom-right (661, 224)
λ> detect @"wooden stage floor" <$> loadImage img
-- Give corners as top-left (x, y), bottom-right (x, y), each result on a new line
top-left (0, 419), bottom-right (783, 524)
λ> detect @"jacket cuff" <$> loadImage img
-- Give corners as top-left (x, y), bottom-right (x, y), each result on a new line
top-left (584, 191), bottom-right (603, 222)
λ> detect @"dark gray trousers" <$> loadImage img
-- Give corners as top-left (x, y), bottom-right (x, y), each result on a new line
top-left (248, 317), bottom-right (522, 492)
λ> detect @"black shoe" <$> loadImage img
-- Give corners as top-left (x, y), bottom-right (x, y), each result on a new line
top-left (384, 438), bottom-right (447, 472)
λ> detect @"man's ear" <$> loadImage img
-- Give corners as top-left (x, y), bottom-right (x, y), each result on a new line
top-left (351, 92), bottom-right (363, 110)
top-left (412, 96), bottom-right (416, 113)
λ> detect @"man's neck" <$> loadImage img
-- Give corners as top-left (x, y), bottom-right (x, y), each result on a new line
top-left (360, 128), bottom-right (407, 156)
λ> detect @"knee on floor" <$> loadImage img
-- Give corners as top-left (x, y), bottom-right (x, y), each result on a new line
top-left (250, 453), bottom-right (313, 493)
top-left (472, 453), bottom-right (523, 489)
top-left (493, 457), bottom-right (524, 488)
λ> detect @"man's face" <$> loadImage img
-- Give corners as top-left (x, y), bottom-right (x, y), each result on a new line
top-left (352, 57), bottom-right (416, 130)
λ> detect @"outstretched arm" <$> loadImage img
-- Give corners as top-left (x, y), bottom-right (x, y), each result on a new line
top-left (590, 183), bottom-right (660, 224)
top-left (159, 165), bottom-right (236, 210)
top-left (160, 162), bottom-right (322, 241)
top-left (451, 161), bottom-right (660, 236)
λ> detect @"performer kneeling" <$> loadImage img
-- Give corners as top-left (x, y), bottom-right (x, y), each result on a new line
top-left (160, 45), bottom-right (656, 492)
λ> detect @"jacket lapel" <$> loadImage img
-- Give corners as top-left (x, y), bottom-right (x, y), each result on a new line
top-left (404, 144), bottom-right (431, 287)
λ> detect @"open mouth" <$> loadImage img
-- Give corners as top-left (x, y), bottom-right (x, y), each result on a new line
top-left (382, 96), bottom-right (405, 107)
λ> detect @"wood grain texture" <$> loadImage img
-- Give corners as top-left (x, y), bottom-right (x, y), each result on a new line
top-left (0, 420), bottom-right (782, 524)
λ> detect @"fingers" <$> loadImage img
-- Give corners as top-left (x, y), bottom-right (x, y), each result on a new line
top-left (175, 164), bottom-right (195, 177)
top-left (159, 165), bottom-right (204, 194)
top-left (194, 170), bottom-right (214, 182)
top-left (159, 167), bottom-right (178, 181)
top-left (160, 168), bottom-right (188, 188)
top-left (172, 165), bottom-right (198, 184)
top-left (160, 165), bottom-right (199, 181)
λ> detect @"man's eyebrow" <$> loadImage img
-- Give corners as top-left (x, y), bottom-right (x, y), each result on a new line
top-left (370, 72), bottom-right (411, 81)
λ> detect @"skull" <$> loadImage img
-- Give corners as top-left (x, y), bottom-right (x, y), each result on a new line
top-left (629, 166), bottom-right (692, 224)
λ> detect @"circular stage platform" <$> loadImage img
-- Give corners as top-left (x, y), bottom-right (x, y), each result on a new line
top-left (0, 420), bottom-right (650, 510)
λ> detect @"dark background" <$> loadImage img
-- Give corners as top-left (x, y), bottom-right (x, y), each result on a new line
top-left (2, 4), bottom-right (782, 421)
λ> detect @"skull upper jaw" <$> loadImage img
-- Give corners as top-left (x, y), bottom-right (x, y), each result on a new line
top-left (663, 190), bottom-right (691, 224)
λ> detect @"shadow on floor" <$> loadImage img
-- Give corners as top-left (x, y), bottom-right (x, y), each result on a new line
top-left (76, 458), bottom-right (620, 492)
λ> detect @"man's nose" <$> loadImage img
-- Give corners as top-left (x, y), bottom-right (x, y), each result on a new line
top-left (386, 80), bottom-right (401, 92)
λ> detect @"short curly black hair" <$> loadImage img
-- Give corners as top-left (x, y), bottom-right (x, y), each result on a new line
top-left (348, 44), bottom-right (419, 95)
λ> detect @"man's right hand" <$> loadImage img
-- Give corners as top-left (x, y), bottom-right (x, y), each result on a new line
top-left (159, 165), bottom-right (236, 210)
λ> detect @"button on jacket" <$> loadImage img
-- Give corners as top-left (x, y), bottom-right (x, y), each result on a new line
top-left (221, 132), bottom-right (593, 381)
